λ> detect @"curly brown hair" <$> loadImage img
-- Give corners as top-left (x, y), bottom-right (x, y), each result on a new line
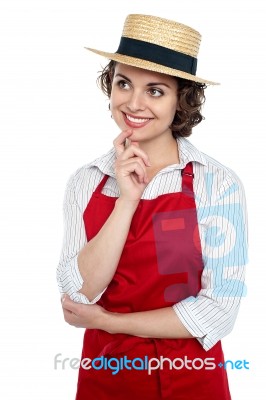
top-left (97, 60), bottom-right (206, 138)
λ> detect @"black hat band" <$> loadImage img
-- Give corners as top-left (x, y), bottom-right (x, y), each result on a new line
top-left (116, 37), bottom-right (197, 76)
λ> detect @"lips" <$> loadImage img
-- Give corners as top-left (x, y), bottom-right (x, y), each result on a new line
top-left (122, 112), bottom-right (152, 128)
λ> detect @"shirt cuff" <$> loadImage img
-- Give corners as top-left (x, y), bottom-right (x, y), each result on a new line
top-left (172, 300), bottom-right (215, 351)
top-left (58, 255), bottom-right (106, 304)
top-left (70, 289), bottom-right (107, 305)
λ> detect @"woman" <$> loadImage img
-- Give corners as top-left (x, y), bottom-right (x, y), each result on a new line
top-left (57, 14), bottom-right (248, 399)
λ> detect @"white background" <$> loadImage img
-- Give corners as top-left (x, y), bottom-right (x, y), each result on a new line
top-left (0, 0), bottom-right (264, 398)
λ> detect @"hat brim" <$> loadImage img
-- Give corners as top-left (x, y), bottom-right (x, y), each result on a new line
top-left (85, 47), bottom-right (219, 85)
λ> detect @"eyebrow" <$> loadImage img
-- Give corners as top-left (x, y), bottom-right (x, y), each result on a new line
top-left (114, 73), bottom-right (171, 88)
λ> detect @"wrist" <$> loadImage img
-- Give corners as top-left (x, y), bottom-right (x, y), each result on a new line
top-left (115, 196), bottom-right (140, 214)
top-left (99, 309), bottom-right (119, 334)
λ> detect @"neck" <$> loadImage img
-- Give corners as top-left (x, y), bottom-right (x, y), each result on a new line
top-left (130, 132), bottom-right (180, 180)
top-left (140, 133), bottom-right (179, 166)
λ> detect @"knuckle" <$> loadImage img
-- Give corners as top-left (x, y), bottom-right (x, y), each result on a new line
top-left (134, 157), bottom-right (144, 167)
top-left (133, 161), bottom-right (142, 170)
top-left (128, 156), bottom-right (138, 164)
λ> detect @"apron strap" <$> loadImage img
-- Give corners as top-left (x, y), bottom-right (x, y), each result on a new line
top-left (181, 162), bottom-right (194, 195)
top-left (95, 174), bottom-right (109, 194)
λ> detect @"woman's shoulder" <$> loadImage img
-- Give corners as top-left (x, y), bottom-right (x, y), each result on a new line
top-left (180, 137), bottom-right (243, 185)
top-left (62, 148), bottom-right (116, 208)
top-left (196, 150), bottom-right (246, 203)
top-left (179, 138), bottom-right (246, 200)
top-left (200, 151), bottom-right (245, 190)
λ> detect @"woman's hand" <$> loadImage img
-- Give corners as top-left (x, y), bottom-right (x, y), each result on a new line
top-left (113, 130), bottom-right (151, 202)
top-left (61, 295), bottom-right (107, 329)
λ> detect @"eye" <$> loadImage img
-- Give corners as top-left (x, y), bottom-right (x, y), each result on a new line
top-left (148, 88), bottom-right (164, 97)
top-left (117, 80), bottom-right (131, 90)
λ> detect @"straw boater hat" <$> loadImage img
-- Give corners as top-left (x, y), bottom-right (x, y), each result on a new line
top-left (85, 14), bottom-right (218, 85)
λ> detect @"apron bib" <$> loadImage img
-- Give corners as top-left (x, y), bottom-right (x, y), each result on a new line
top-left (76, 163), bottom-right (231, 400)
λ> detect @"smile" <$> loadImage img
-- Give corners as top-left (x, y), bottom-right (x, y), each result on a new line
top-left (123, 113), bottom-right (152, 128)
top-left (126, 114), bottom-right (150, 123)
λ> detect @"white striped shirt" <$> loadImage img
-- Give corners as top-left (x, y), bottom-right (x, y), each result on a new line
top-left (57, 137), bottom-right (248, 351)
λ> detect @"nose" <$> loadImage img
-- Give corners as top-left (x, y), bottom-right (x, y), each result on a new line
top-left (126, 90), bottom-right (146, 113)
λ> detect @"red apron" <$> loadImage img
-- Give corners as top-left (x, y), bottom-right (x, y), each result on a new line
top-left (76, 163), bottom-right (231, 400)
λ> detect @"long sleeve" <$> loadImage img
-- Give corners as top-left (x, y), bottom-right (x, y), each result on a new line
top-left (173, 169), bottom-right (248, 350)
top-left (56, 169), bottom-right (105, 304)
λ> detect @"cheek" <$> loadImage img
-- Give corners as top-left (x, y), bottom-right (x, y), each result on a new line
top-left (109, 98), bottom-right (117, 117)
top-left (109, 92), bottom-right (125, 128)
top-left (170, 106), bottom-right (178, 121)
top-left (168, 100), bottom-right (178, 120)
top-left (158, 101), bottom-right (177, 123)
top-left (110, 89), bottom-right (123, 113)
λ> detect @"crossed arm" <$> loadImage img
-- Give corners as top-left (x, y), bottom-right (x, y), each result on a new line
top-left (62, 295), bottom-right (193, 339)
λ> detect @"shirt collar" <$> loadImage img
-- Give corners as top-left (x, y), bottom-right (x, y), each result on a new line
top-left (177, 137), bottom-right (207, 167)
top-left (91, 136), bottom-right (207, 176)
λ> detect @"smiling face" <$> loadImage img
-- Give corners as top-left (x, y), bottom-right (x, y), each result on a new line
top-left (110, 63), bottom-right (179, 145)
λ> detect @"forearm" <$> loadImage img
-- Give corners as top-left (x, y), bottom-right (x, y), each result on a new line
top-left (102, 307), bottom-right (194, 339)
top-left (78, 197), bottom-right (138, 301)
